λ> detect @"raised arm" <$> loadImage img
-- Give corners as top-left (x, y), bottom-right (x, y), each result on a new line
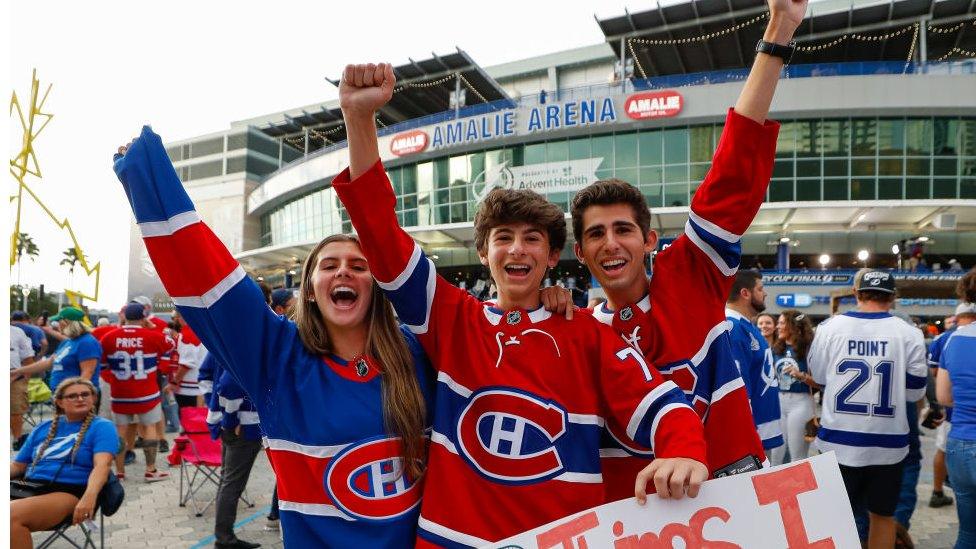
top-left (113, 129), bottom-right (295, 401)
top-left (333, 64), bottom-right (467, 341)
top-left (734, 0), bottom-right (807, 124)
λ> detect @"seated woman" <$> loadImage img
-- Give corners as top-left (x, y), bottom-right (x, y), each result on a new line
top-left (10, 377), bottom-right (117, 549)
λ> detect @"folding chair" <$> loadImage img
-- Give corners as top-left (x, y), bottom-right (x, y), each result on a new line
top-left (171, 407), bottom-right (253, 517)
top-left (36, 509), bottom-right (104, 549)
top-left (24, 377), bottom-right (54, 428)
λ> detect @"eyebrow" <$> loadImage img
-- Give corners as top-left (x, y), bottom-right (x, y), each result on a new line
top-left (584, 220), bottom-right (638, 235)
top-left (318, 256), bottom-right (368, 264)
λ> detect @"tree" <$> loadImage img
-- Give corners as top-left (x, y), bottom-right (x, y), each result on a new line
top-left (15, 232), bottom-right (40, 263)
top-left (60, 246), bottom-right (84, 276)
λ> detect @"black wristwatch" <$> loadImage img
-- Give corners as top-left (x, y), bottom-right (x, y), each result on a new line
top-left (755, 39), bottom-right (796, 65)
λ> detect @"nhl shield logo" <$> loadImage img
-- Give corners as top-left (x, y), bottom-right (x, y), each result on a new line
top-left (506, 310), bottom-right (522, 325)
top-left (619, 307), bottom-right (634, 321)
top-left (356, 359), bottom-right (369, 377)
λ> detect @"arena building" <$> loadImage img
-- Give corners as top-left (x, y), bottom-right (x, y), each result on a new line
top-left (127, 0), bottom-right (976, 319)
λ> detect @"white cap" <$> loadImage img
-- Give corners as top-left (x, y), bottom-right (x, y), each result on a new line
top-left (956, 302), bottom-right (976, 316)
top-left (131, 295), bottom-right (152, 308)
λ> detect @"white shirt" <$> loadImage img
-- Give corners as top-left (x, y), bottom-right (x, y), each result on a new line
top-left (10, 325), bottom-right (35, 371)
top-left (807, 311), bottom-right (927, 466)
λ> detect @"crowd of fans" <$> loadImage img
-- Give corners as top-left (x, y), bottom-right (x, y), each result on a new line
top-left (724, 266), bottom-right (976, 548)
top-left (8, 294), bottom-right (291, 548)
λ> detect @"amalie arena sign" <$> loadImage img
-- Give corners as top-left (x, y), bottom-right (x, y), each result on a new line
top-left (389, 90), bottom-right (684, 157)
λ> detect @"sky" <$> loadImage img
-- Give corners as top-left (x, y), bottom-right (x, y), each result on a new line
top-left (6, 0), bottom-right (705, 310)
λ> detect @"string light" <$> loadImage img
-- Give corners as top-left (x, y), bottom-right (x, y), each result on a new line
top-left (796, 23), bottom-right (916, 52)
top-left (457, 72), bottom-right (489, 103)
top-left (927, 19), bottom-right (976, 34)
top-left (630, 12), bottom-right (768, 46)
top-left (627, 38), bottom-right (648, 80)
top-left (904, 22), bottom-right (919, 71)
top-left (936, 46), bottom-right (976, 62)
top-left (393, 73), bottom-right (457, 93)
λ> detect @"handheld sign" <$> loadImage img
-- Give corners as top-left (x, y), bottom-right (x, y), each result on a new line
top-left (483, 453), bottom-right (857, 549)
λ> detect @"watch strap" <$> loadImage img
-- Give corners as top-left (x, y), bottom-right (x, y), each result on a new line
top-left (756, 39), bottom-right (796, 65)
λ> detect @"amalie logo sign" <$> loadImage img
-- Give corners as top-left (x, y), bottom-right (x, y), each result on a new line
top-left (390, 130), bottom-right (429, 156)
top-left (624, 90), bottom-right (683, 120)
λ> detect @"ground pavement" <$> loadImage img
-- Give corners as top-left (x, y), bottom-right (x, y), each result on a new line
top-left (32, 424), bottom-right (960, 548)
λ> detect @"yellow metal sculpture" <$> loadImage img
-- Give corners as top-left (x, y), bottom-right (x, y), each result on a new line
top-left (10, 70), bottom-right (101, 315)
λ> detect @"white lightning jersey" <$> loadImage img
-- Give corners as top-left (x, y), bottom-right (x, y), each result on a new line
top-left (807, 311), bottom-right (927, 467)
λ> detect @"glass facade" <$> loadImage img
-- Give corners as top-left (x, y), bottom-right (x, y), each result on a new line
top-left (260, 116), bottom-right (976, 247)
top-left (166, 128), bottom-right (292, 183)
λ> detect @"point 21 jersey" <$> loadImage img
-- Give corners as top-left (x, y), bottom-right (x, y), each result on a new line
top-left (591, 109), bottom-right (776, 501)
top-left (113, 127), bottom-right (435, 548)
top-left (333, 160), bottom-right (706, 548)
top-left (807, 311), bottom-right (928, 467)
top-left (99, 326), bottom-right (175, 414)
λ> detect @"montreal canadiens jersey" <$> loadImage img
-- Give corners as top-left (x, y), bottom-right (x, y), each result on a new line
top-left (808, 311), bottom-right (928, 466)
top-left (175, 325), bottom-right (204, 396)
top-left (333, 159), bottom-right (706, 548)
top-left (591, 109), bottom-right (776, 500)
top-left (199, 352), bottom-right (263, 441)
top-left (726, 309), bottom-right (783, 450)
top-left (99, 325), bottom-right (175, 414)
top-left (113, 127), bottom-right (436, 548)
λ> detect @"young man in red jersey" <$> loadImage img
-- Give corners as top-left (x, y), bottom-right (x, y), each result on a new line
top-left (336, 64), bottom-right (708, 547)
top-left (568, 0), bottom-right (806, 500)
top-left (101, 302), bottom-right (176, 481)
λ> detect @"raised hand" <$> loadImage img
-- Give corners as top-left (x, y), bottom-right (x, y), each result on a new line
top-left (339, 63), bottom-right (395, 118)
top-left (766, 0), bottom-right (807, 43)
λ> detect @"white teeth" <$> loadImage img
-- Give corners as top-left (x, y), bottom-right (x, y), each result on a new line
top-left (505, 264), bottom-right (530, 271)
top-left (602, 259), bottom-right (626, 268)
top-left (331, 285), bottom-right (358, 298)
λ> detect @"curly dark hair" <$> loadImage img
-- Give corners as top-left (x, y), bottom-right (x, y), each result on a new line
top-left (772, 309), bottom-right (814, 361)
top-left (957, 266), bottom-right (976, 303)
top-left (474, 188), bottom-right (566, 253)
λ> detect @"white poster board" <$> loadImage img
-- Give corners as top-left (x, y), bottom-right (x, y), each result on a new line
top-left (484, 453), bottom-right (858, 549)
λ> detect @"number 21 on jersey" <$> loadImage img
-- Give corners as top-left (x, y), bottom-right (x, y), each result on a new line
top-left (834, 359), bottom-right (895, 417)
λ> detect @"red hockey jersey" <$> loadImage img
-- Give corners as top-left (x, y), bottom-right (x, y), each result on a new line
top-left (100, 325), bottom-right (175, 414)
top-left (333, 161), bottom-right (706, 548)
top-left (592, 109), bottom-right (777, 501)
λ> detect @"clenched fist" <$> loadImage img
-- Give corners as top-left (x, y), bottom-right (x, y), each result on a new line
top-left (339, 63), bottom-right (396, 118)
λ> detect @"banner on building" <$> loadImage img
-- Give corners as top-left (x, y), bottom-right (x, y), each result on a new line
top-left (483, 453), bottom-right (858, 549)
top-left (473, 158), bottom-right (603, 202)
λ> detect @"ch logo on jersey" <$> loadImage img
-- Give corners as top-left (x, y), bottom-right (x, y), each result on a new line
top-left (323, 437), bottom-right (422, 522)
top-left (659, 362), bottom-right (708, 417)
top-left (456, 388), bottom-right (568, 484)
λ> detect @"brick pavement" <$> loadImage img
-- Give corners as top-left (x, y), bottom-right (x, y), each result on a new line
top-left (31, 423), bottom-right (961, 548)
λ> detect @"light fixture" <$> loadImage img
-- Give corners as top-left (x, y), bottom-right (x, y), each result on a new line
top-left (779, 236), bottom-right (791, 244)
top-left (430, 254), bottom-right (439, 260)
top-left (818, 254), bottom-right (830, 267)
top-left (891, 244), bottom-right (900, 255)
top-left (257, 276), bottom-right (265, 281)
top-left (917, 236), bottom-right (930, 242)
top-left (288, 270), bottom-right (297, 276)
top-left (857, 249), bottom-right (869, 262)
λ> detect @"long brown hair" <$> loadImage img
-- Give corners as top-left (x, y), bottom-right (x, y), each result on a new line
top-left (294, 234), bottom-right (427, 479)
top-left (772, 309), bottom-right (814, 361)
top-left (30, 377), bottom-right (98, 472)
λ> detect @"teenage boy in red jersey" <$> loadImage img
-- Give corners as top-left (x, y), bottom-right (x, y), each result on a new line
top-left (336, 64), bottom-right (708, 548)
top-left (567, 0), bottom-right (807, 501)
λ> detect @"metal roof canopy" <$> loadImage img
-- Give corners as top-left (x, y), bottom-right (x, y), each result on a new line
top-left (257, 50), bottom-right (509, 150)
top-left (597, 0), bottom-right (976, 78)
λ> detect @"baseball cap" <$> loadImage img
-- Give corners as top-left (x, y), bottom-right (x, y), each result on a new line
top-left (50, 306), bottom-right (85, 322)
top-left (855, 270), bottom-right (896, 294)
top-left (123, 302), bottom-right (146, 320)
top-left (11, 310), bottom-right (30, 321)
top-left (132, 295), bottom-right (152, 308)
top-left (956, 302), bottom-right (976, 316)
top-left (271, 288), bottom-right (295, 309)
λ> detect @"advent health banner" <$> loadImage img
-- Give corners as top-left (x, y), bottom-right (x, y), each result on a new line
top-left (484, 453), bottom-right (858, 549)
top-left (473, 158), bottom-right (603, 202)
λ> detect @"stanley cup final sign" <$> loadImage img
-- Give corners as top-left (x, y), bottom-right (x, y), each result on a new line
top-left (484, 453), bottom-right (859, 549)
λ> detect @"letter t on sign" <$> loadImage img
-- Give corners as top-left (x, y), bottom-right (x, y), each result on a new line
top-left (751, 462), bottom-right (835, 549)
top-left (535, 511), bottom-right (600, 549)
